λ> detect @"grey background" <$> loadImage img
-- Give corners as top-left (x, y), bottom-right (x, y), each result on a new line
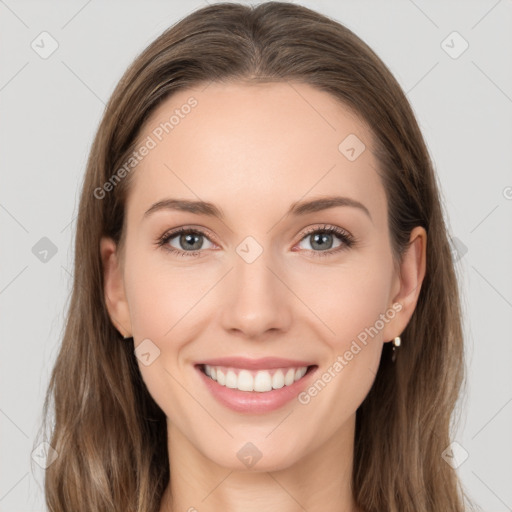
top-left (1, 0), bottom-right (511, 510)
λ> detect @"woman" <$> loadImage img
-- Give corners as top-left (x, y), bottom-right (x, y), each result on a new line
top-left (37, 2), bottom-right (480, 511)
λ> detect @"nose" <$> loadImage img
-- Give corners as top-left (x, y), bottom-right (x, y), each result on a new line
top-left (219, 247), bottom-right (292, 339)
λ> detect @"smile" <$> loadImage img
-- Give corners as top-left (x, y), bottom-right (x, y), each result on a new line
top-left (200, 364), bottom-right (313, 392)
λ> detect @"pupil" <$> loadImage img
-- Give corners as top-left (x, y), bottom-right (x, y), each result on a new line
top-left (312, 233), bottom-right (332, 250)
top-left (182, 233), bottom-right (201, 250)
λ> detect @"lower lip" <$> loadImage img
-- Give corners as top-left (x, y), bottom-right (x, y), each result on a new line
top-left (195, 365), bottom-right (318, 413)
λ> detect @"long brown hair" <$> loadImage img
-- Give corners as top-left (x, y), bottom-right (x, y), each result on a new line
top-left (35, 2), bottom-right (480, 511)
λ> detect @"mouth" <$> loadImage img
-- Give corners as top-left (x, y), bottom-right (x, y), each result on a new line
top-left (196, 363), bottom-right (318, 393)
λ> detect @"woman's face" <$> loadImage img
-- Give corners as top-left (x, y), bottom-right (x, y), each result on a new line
top-left (101, 81), bottom-right (425, 471)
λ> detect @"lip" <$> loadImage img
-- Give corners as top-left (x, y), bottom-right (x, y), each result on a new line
top-left (195, 356), bottom-right (315, 370)
top-left (195, 363), bottom-right (318, 414)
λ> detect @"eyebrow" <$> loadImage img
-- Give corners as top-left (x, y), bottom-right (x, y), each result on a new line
top-left (143, 195), bottom-right (372, 222)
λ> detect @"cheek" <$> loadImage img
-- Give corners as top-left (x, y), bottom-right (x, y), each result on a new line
top-left (291, 256), bottom-right (393, 346)
top-left (124, 259), bottom-right (202, 419)
top-left (124, 247), bottom-right (214, 339)
top-left (294, 263), bottom-right (392, 419)
top-left (124, 254), bottom-right (220, 410)
top-left (339, 270), bottom-right (391, 340)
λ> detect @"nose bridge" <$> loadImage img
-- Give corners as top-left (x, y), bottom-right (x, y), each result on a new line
top-left (220, 235), bottom-right (291, 336)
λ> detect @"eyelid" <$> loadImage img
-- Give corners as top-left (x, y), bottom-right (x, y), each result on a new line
top-left (300, 224), bottom-right (352, 238)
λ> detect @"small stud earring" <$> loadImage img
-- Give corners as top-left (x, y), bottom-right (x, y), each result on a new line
top-left (392, 336), bottom-right (401, 363)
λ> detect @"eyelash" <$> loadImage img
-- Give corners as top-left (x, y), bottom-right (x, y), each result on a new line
top-left (155, 224), bottom-right (356, 259)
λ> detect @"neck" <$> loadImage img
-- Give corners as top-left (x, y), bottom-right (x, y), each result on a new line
top-left (159, 415), bottom-right (360, 512)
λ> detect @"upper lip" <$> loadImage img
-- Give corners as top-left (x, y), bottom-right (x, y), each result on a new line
top-left (195, 357), bottom-right (315, 370)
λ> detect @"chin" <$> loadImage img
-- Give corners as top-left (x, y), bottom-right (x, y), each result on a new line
top-left (201, 439), bottom-right (306, 473)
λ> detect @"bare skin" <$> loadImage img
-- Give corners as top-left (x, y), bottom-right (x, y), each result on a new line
top-left (101, 81), bottom-right (426, 512)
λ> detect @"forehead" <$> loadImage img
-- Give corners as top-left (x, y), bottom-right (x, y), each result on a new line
top-left (127, 81), bottom-right (386, 226)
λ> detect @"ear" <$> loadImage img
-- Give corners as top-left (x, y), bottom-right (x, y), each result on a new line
top-left (100, 236), bottom-right (132, 338)
top-left (382, 226), bottom-right (427, 342)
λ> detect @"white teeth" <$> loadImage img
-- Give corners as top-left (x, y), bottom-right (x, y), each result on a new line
top-left (238, 370), bottom-right (254, 391)
top-left (202, 364), bottom-right (310, 392)
top-left (272, 370), bottom-right (285, 389)
top-left (225, 370), bottom-right (237, 389)
top-left (295, 367), bottom-right (307, 380)
top-left (216, 369), bottom-right (226, 385)
top-left (284, 368), bottom-right (295, 386)
top-left (254, 370), bottom-right (272, 392)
